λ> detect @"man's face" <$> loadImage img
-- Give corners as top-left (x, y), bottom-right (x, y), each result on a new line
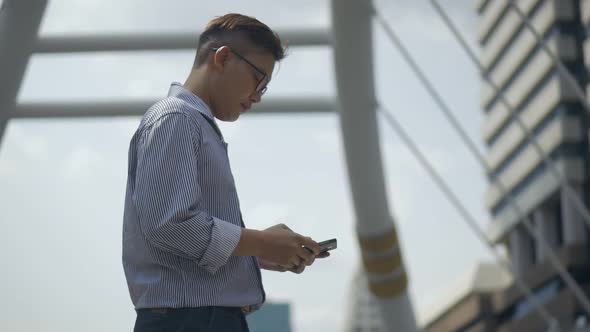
top-left (210, 46), bottom-right (275, 122)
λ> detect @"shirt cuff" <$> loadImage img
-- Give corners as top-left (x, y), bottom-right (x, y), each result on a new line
top-left (198, 217), bottom-right (242, 274)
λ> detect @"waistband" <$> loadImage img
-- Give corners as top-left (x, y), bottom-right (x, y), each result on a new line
top-left (137, 305), bottom-right (253, 314)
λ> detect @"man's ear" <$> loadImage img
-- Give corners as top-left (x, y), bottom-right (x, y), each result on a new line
top-left (211, 46), bottom-right (231, 70)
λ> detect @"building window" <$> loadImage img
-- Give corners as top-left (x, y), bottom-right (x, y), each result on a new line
top-left (575, 314), bottom-right (589, 328)
top-left (511, 279), bottom-right (561, 321)
top-left (524, 222), bottom-right (537, 265)
top-left (554, 199), bottom-right (563, 246)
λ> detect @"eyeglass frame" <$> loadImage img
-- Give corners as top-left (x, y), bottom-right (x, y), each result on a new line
top-left (211, 47), bottom-right (269, 96)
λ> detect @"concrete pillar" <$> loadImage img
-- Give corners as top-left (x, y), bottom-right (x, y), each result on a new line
top-left (510, 225), bottom-right (535, 277)
top-left (331, 0), bottom-right (418, 330)
top-left (534, 204), bottom-right (560, 261)
top-left (561, 185), bottom-right (588, 245)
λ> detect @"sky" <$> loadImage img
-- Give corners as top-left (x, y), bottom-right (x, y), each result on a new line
top-left (0, 1), bottom-right (494, 331)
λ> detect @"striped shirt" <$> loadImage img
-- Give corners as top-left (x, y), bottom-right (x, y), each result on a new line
top-left (122, 82), bottom-right (265, 311)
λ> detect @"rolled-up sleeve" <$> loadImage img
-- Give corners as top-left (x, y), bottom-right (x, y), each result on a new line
top-left (133, 113), bottom-right (241, 274)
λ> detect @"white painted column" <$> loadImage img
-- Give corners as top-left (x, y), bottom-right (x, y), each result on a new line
top-left (331, 0), bottom-right (418, 331)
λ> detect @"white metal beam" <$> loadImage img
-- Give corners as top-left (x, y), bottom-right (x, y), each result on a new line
top-left (331, 0), bottom-right (419, 331)
top-left (0, 0), bottom-right (47, 146)
top-left (35, 28), bottom-right (332, 53)
top-left (13, 97), bottom-right (336, 118)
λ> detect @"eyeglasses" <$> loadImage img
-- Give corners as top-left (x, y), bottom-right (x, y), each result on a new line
top-left (211, 47), bottom-right (269, 96)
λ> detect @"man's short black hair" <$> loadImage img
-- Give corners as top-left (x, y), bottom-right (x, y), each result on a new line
top-left (194, 13), bottom-right (286, 67)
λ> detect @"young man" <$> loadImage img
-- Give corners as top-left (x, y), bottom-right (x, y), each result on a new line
top-left (122, 13), bottom-right (326, 332)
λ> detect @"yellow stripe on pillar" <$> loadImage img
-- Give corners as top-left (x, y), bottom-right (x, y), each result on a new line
top-left (362, 251), bottom-right (402, 274)
top-left (358, 228), bottom-right (398, 252)
top-left (368, 272), bottom-right (408, 298)
top-left (358, 228), bottom-right (408, 298)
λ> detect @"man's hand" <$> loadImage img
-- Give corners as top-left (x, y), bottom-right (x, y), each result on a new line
top-left (234, 223), bottom-right (331, 274)
top-left (259, 252), bottom-right (329, 271)
top-left (284, 251), bottom-right (331, 274)
top-left (258, 259), bottom-right (288, 272)
top-left (258, 239), bottom-right (331, 274)
top-left (257, 224), bottom-right (321, 270)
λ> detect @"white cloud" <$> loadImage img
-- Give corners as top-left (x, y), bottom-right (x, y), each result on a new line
top-left (244, 201), bottom-right (292, 229)
top-left (218, 120), bottom-right (243, 141)
top-left (375, 0), bottom-right (478, 46)
top-left (2, 124), bottom-right (50, 162)
top-left (0, 158), bottom-right (17, 179)
top-left (40, 0), bottom-right (330, 35)
top-left (61, 145), bottom-right (107, 181)
top-left (109, 118), bottom-right (141, 137)
top-left (0, 123), bottom-right (50, 179)
top-left (312, 129), bottom-right (341, 153)
top-left (375, 0), bottom-right (447, 44)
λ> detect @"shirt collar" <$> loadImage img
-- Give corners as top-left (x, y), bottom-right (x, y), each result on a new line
top-left (167, 82), bottom-right (215, 120)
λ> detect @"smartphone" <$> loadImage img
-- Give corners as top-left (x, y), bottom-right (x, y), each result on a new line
top-left (304, 238), bottom-right (337, 254)
top-left (318, 238), bottom-right (337, 253)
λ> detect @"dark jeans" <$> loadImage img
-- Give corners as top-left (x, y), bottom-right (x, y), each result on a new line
top-left (134, 307), bottom-right (250, 332)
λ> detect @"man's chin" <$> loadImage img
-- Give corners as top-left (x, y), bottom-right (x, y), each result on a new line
top-left (216, 112), bottom-right (240, 122)
top-left (220, 115), bottom-right (239, 123)
top-left (229, 111), bottom-right (242, 122)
